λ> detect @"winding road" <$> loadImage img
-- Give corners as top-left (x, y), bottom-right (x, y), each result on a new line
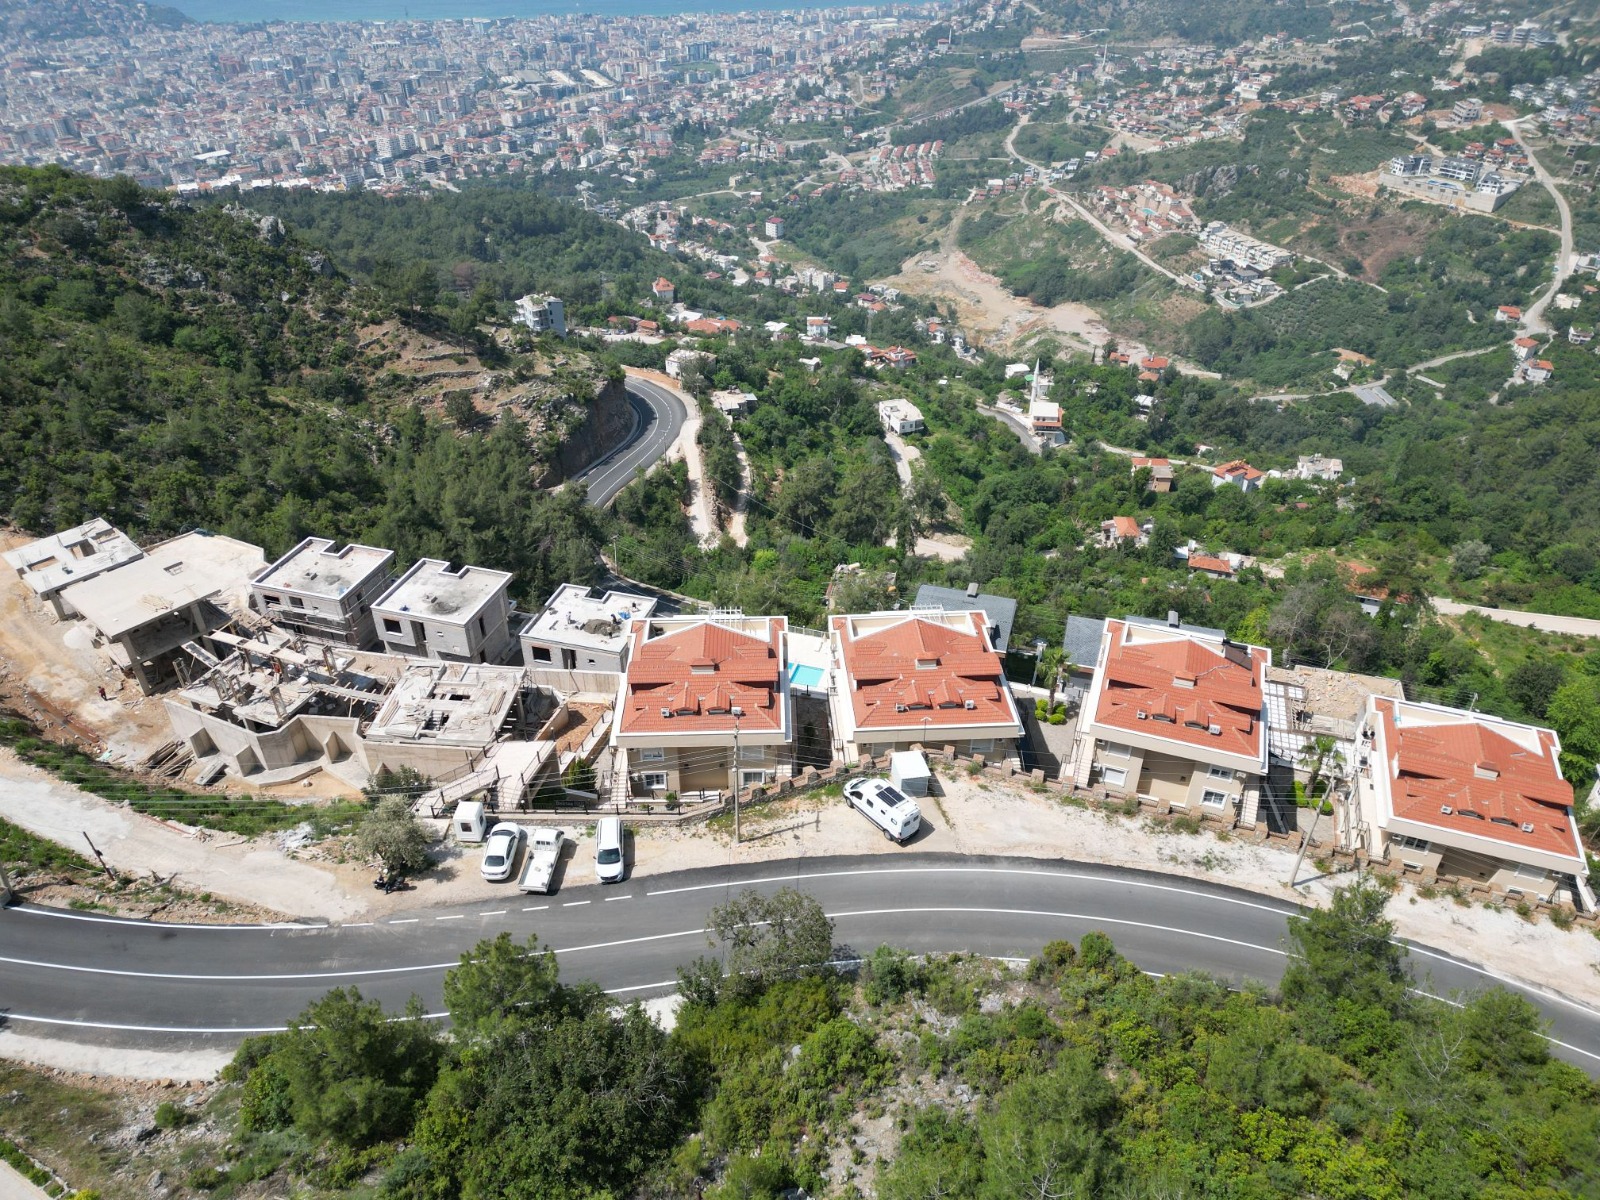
top-left (2, 854), bottom-right (1598, 1074)
top-left (568, 376), bottom-right (689, 508)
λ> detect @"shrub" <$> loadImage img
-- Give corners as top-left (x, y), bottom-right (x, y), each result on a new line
top-left (863, 945), bottom-right (923, 1005)
top-left (152, 1101), bottom-right (191, 1130)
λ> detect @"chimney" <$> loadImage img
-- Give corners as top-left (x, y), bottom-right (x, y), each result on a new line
top-left (1167, 609), bottom-right (1180, 628)
top-left (966, 582), bottom-right (980, 599)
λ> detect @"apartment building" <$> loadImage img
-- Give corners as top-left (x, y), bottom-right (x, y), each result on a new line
top-left (1353, 696), bottom-right (1595, 910)
top-left (250, 538), bottom-right (396, 649)
top-left (611, 613), bottom-right (792, 798)
top-left (1072, 617), bottom-right (1271, 821)
top-left (372, 559), bottom-right (518, 664)
top-left (514, 293), bottom-right (567, 337)
top-left (828, 609), bottom-right (1023, 762)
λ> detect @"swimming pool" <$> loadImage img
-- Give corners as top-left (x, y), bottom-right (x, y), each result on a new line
top-left (789, 663), bottom-right (826, 690)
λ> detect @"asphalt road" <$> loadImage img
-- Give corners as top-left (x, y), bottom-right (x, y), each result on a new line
top-left (568, 377), bottom-right (688, 508)
top-left (2, 854), bottom-right (1598, 1073)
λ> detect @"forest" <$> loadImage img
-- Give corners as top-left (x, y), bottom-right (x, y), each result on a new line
top-left (0, 166), bottom-right (609, 602)
top-left (130, 883), bottom-right (1600, 1200)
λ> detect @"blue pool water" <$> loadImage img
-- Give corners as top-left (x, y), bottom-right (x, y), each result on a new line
top-left (789, 663), bottom-right (825, 689)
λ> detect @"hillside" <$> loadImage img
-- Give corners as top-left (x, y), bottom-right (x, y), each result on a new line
top-left (0, 166), bottom-right (614, 600)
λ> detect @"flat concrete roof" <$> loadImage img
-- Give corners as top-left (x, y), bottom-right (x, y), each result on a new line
top-left (60, 532), bottom-right (267, 640)
top-left (2, 519), bottom-right (144, 599)
top-left (366, 662), bottom-right (525, 746)
top-left (520, 583), bottom-right (658, 653)
top-left (374, 558), bottom-right (512, 626)
top-left (254, 537), bottom-right (394, 601)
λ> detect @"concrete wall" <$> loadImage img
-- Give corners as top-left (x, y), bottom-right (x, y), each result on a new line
top-left (163, 702), bottom-right (370, 778)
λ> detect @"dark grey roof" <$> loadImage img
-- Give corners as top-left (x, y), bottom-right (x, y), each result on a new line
top-left (1126, 613), bottom-right (1225, 639)
top-left (1062, 614), bottom-right (1105, 669)
top-left (912, 585), bottom-right (1018, 653)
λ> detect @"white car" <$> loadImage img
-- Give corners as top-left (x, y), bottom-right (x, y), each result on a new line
top-left (480, 822), bottom-right (523, 882)
top-left (843, 777), bottom-right (922, 843)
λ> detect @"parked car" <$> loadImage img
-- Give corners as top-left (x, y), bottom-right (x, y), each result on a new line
top-left (480, 822), bottom-right (523, 882)
top-left (843, 776), bottom-right (922, 843)
top-left (594, 816), bottom-right (625, 883)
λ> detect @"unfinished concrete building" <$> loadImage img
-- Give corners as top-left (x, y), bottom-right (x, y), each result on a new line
top-left (58, 532), bottom-right (267, 693)
top-left (373, 559), bottom-right (518, 665)
top-left (2, 519), bottom-right (145, 620)
top-left (520, 583), bottom-right (658, 689)
top-left (250, 538), bottom-right (396, 649)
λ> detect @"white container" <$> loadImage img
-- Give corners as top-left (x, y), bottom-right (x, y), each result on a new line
top-left (453, 800), bottom-right (487, 844)
top-left (889, 750), bottom-right (931, 798)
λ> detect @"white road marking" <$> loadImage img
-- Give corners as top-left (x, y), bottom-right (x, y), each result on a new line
top-left (564, 900), bottom-right (591, 907)
top-left (481, 911), bottom-right (506, 917)
top-left (8, 907), bottom-right (326, 931)
top-left (342, 922), bottom-right (373, 928)
top-left (604, 895), bottom-right (632, 902)
top-left (388, 919), bottom-right (419, 925)
top-left (434, 915), bottom-right (463, 921)
top-left (523, 905), bottom-right (549, 912)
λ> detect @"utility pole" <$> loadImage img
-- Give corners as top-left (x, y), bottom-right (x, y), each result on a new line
top-left (732, 716), bottom-right (742, 845)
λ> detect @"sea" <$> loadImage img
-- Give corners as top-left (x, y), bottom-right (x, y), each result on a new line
top-left (172, 0), bottom-right (884, 21)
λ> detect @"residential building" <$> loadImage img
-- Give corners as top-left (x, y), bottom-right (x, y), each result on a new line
top-left (1071, 617), bottom-right (1271, 822)
top-left (1211, 459), bottom-right (1265, 491)
top-left (520, 583), bottom-right (658, 681)
top-left (611, 613), bottom-right (792, 798)
top-left (652, 277), bottom-right (676, 303)
top-left (805, 315), bottom-right (831, 340)
top-left (665, 347), bottom-right (716, 379)
top-left (1131, 456), bottom-right (1175, 493)
top-left (764, 216), bottom-right (785, 238)
top-left (912, 583), bottom-right (1018, 653)
top-left (711, 388), bottom-right (756, 417)
top-left (372, 558), bottom-right (518, 664)
top-left (2, 519), bottom-right (144, 620)
top-left (1353, 696), bottom-right (1595, 910)
top-left (1496, 305), bottom-right (1523, 322)
top-left (1294, 454), bottom-right (1343, 481)
top-left (57, 531), bottom-right (267, 693)
top-left (514, 293), bottom-right (567, 337)
top-left (1512, 335), bottom-right (1539, 361)
top-left (828, 609), bottom-right (1023, 762)
top-left (1186, 553), bottom-right (1236, 580)
top-left (1097, 516), bottom-right (1147, 549)
top-left (878, 398), bottom-right (925, 435)
top-left (250, 537), bottom-right (396, 649)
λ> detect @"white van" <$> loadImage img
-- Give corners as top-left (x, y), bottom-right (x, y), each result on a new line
top-left (594, 817), bottom-right (625, 883)
top-left (843, 777), bottom-right (922, 843)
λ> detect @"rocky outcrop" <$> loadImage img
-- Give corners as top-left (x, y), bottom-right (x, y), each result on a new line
top-left (536, 374), bottom-right (633, 486)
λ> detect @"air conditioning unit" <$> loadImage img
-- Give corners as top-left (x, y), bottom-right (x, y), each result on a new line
top-left (1207, 723), bottom-right (1221, 736)
top-left (1440, 804), bottom-right (1453, 815)
top-left (964, 699), bottom-right (977, 710)
top-left (660, 708), bottom-right (673, 719)
top-left (1136, 710), bottom-right (1148, 720)
top-left (1521, 822), bottom-right (1535, 833)
top-left (731, 705), bottom-right (744, 717)
top-left (895, 704), bottom-right (909, 713)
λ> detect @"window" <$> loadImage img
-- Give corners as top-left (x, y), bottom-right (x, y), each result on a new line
top-left (1207, 765), bottom-right (1234, 781)
top-left (289, 596), bottom-right (304, 609)
top-left (741, 770), bottom-right (769, 788)
top-left (1514, 863), bottom-right (1548, 881)
top-left (639, 772), bottom-right (668, 791)
top-left (1100, 766), bottom-right (1127, 788)
top-left (1394, 835), bottom-right (1431, 853)
top-left (739, 744), bottom-right (764, 763)
top-left (969, 739), bottom-right (994, 755)
top-left (383, 618), bottom-right (402, 634)
top-left (1098, 741), bottom-right (1131, 759)
top-left (1200, 789), bottom-right (1229, 808)
top-left (639, 747), bottom-right (666, 763)
top-left (531, 646), bottom-right (553, 663)
top-left (262, 594), bottom-right (281, 607)
top-left (478, 615), bottom-right (486, 637)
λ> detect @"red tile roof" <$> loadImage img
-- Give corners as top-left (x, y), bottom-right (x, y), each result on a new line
top-left (1187, 554), bottom-right (1235, 576)
top-left (1110, 516), bottom-right (1141, 539)
top-left (1373, 698), bottom-right (1581, 860)
top-left (619, 618), bottom-right (786, 735)
top-left (832, 613), bottom-right (1015, 731)
top-left (1213, 459), bottom-right (1264, 483)
top-left (1093, 620), bottom-right (1267, 760)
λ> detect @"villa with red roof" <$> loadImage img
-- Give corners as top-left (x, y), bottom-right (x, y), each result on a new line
top-left (1354, 696), bottom-right (1594, 909)
top-left (1211, 459), bottom-right (1265, 491)
top-left (652, 277), bottom-right (676, 304)
top-left (611, 613), bottom-right (792, 799)
top-left (828, 610), bottom-right (1023, 762)
top-left (1072, 618), bottom-right (1271, 820)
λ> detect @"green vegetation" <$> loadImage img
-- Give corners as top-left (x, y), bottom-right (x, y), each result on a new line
top-left (0, 714), bottom-right (368, 838)
top-left (355, 797), bottom-right (433, 881)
